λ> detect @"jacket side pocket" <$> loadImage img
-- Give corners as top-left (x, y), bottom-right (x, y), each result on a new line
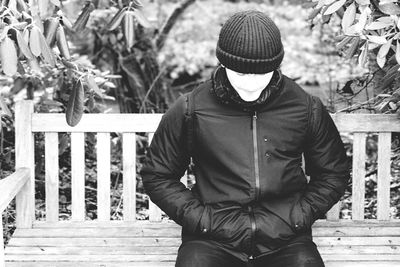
top-left (290, 199), bottom-right (308, 233)
top-left (198, 204), bottom-right (211, 235)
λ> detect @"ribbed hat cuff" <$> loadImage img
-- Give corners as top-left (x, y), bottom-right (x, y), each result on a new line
top-left (216, 46), bottom-right (284, 74)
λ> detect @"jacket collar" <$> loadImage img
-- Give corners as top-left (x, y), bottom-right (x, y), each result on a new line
top-left (210, 65), bottom-right (284, 113)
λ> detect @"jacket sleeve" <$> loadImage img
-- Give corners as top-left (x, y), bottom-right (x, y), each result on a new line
top-left (139, 94), bottom-right (205, 233)
top-left (300, 96), bottom-right (351, 227)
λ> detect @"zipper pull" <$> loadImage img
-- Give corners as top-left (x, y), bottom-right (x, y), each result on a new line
top-left (253, 110), bottom-right (257, 119)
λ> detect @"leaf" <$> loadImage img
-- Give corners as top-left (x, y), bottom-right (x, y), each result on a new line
top-left (308, 7), bottom-right (322, 20)
top-left (107, 8), bottom-right (126, 31)
top-left (38, 27), bottom-right (56, 67)
top-left (324, 0), bottom-right (346, 15)
top-left (354, 7), bottom-right (370, 33)
top-left (15, 29), bottom-right (33, 59)
top-left (0, 37), bottom-right (18, 76)
top-left (342, 3), bottom-right (356, 32)
top-left (378, 3), bottom-right (400, 15)
top-left (29, 26), bottom-right (42, 57)
top-left (0, 26), bottom-right (10, 42)
top-left (0, 96), bottom-right (12, 117)
top-left (345, 36), bottom-right (360, 59)
top-left (133, 9), bottom-right (151, 28)
top-left (66, 79), bottom-right (84, 127)
top-left (124, 11), bottom-right (135, 49)
top-left (366, 35), bottom-right (388, 44)
top-left (86, 74), bottom-right (103, 97)
top-left (377, 38), bottom-right (392, 68)
top-left (395, 40), bottom-right (400, 65)
top-left (56, 25), bottom-right (70, 59)
top-left (336, 36), bottom-right (353, 50)
top-left (365, 21), bottom-right (393, 30)
top-left (358, 43), bottom-right (368, 68)
top-left (44, 17), bottom-right (60, 47)
top-left (316, 0), bottom-right (336, 9)
top-left (72, 1), bottom-right (95, 32)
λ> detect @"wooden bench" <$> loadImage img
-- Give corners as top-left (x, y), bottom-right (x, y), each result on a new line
top-left (1, 99), bottom-right (400, 267)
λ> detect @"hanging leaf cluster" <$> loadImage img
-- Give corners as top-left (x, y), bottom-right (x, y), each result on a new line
top-left (106, 0), bottom-right (151, 49)
top-left (306, 0), bottom-right (400, 71)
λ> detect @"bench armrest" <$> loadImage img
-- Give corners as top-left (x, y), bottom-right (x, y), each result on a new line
top-left (0, 168), bottom-right (30, 213)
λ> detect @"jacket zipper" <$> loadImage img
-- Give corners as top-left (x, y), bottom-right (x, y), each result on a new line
top-left (248, 110), bottom-right (260, 261)
top-left (248, 205), bottom-right (256, 260)
top-left (252, 110), bottom-right (260, 201)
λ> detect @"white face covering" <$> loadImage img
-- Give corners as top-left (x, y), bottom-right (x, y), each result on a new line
top-left (225, 67), bottom-right (274, 101)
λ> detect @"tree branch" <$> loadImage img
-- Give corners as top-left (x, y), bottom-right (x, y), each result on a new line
top-left (155, 0), bottom-right (196, 51)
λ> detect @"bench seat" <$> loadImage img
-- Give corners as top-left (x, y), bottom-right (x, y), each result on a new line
top-left (4, 220), bottom-right (400, 267)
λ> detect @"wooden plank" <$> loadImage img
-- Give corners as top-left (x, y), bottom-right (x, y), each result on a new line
top-left (12, 225), bottom-right (400, 238)
top-left (7, 236), bottom-right (400, 248)
top-left (7, 237), bottom-right (181, 247)
top-left (148, 132), bottom-right (162, 222)
top-left (97, 133), bottom-right (111, 221)
top-left (0, 215), bottom-right (4, 267)
top-left (377, 132), bottom-right (392, 221)
top-left (5, 246), bottom-right (177, 255)
top-left (31, 113), bottom-right (400, 133)
top-left (313, 236), bottom-right (400, 246)
top-left (32, 220), bottom-right (180, 228)
top-left (5, 263), bottom-right (400, 267)
top-left (8, 244), bottom-right (399, 255)
top-left (331, 113), bottom-right (400, 132)
top-left (71, 132), bottom-right (85, 221)
top-left (352, 132), bottom-right (366, 221)
top-left (325, 263), bottom-right (400, 267)
top-left (0, 168), bottom-right (30, 212)
top-left (5, 262), bottom-right (175, 267)
top-left (321, 254), bottom-right (400, 261)
top-left (13, 227), bottom-right (181, 238)
top-left (45, 132), bottom-right (59, 222)
top-left (6, 253), bottom-right (400, 262)
top-left (30, 218), bottom-right (400, 228)
top-left (15, 100), bottom-right (35, 228)
top-left (32, 113), bottom-right (163, 133)
top-left (4, 254), bottom-right (177, 262)
top-left (122, 133), bottom-right (136, 222)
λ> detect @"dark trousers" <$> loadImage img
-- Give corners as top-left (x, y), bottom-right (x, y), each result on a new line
top-left (175, 239), bottom-right (325, 267)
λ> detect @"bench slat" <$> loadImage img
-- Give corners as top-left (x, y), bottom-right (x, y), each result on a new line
top-left (11, 225), bottom-right (400, 238)
top-left (5, 246), bottom-right (177, 255)
top-left (97, 133), bottom-right (111, 221)
top-left (352, 132), bottom-right (366, 220)
top-left (7, 236), bottom-right (400, 247)
top-left (5, 262), bottom-right (175, 267)
top-left (4, 253), bottom-right (400, 262)
top-left (122, 133), bottom-right (136, 221)
top-left (32, 113), bottom-right (163, 132)
top-left (6, 262), bottom-right (398, 267)
top-left (7, 237), bottom-right (181, 247)
top-left (6, 245), bottom-right (400, 255)
top-left (45, 132), bottom-right (59, 222)
top-left (71, 132), bottom-right (85, 221)
top-left (377, 132), bottom-right (392, 221)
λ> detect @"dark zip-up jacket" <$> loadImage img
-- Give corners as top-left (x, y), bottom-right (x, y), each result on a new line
top-left (140, 66), bottom-right (351, 262)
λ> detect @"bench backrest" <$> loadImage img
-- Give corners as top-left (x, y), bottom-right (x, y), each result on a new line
top-left (14, 100), bottom-right (398, 228)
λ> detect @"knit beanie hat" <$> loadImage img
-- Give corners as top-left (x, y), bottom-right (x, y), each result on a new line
top-left (216, 10), bottom-right (284, 74)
